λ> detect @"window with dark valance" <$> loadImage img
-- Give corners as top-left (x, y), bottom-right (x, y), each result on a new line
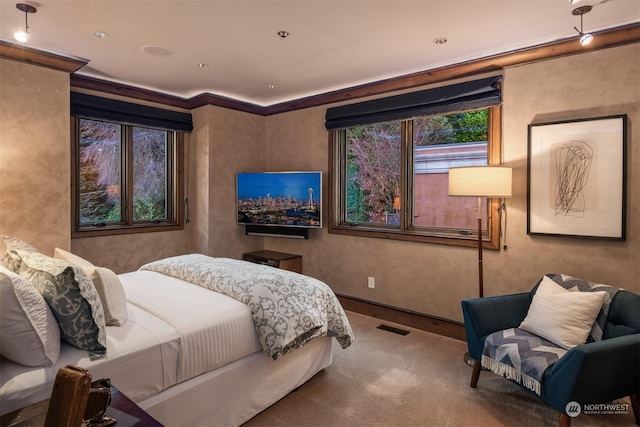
top-left (71, 92), bottom-right (193, 132)
top-left (325, 75), bottom-right (501, 130)
top-left (326, 75), bottom-right (505, 248)
top-left (70, 92), bottom-right (188, 237)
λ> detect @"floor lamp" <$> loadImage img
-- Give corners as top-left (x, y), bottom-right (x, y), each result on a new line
top-left (448, 165), bottom-right (512, 366)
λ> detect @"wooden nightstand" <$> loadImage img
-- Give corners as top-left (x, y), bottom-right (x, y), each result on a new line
top-left (243, 250), bottom-right (302, 274)
top-left (1, 383), bottom-right (162, 427)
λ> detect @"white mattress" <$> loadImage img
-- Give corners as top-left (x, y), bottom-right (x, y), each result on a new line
top-left (119, 270), bottom-right (262, 382)
top-left (0, 303), bottom-right (180, 415)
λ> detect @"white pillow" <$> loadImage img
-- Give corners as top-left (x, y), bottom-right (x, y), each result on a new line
top-left (1, 235), bottom-right (39, 272)
top-left (53, 248), bottom-right (127, 326)
top-left (519, 276), bottom-right (606, 350)
top-left (0, 265), bottom-right (61, 366)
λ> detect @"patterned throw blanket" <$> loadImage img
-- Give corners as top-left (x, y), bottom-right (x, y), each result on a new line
top-left (140, 254), bottom-right (354, 360)
top-left (481, 274), bottom-right (619, 395)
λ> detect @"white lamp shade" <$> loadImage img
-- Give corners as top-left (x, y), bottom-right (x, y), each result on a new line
top-left (448, 166), bottom-right (512, 198)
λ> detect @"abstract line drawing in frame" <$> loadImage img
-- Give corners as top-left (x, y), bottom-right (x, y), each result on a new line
top-left (527, 114), bottom-right (626, 240)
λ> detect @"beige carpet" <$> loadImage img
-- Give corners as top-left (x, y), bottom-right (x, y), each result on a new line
top-left (243, 311), bottom-right (636, 427)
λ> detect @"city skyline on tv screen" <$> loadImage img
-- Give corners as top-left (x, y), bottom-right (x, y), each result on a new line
top-left (236, 172), bottom-right (322, 228)
top-left (237, 172), bottom-right (321, 202)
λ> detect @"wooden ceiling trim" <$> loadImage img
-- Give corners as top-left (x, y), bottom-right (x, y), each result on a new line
top-left (6, 23), bottom-right (637, 114)
top-left (265, 23), bottom-right (640, 114)
top-left (0, 39), bottom-right (87, 74)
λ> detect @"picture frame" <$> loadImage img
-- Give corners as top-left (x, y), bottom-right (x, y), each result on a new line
top-left (527, 114), bottom-right (626, 240)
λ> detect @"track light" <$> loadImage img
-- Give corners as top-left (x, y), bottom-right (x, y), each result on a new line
top-left (14, 3), bottom-right (37, 44)
top-left (572, 5), bottom-right (593, 46)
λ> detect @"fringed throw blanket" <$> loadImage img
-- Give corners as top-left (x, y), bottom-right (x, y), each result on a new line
top-left (482, 328), bottom-right (567, 395)
top-left (482, 273), bottom-right (619, 395)
top-left (140, 254), bottom-right (354, 360)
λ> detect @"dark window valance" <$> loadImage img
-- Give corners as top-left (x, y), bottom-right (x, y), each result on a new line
top-left (71, 92), bottom-right (193, 132)
top-left (325, 75), bottom-right (501, 130)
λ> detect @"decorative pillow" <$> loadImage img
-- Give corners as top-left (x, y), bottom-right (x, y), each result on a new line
top-left (0, 235), bottom-right (40, 272)
top-left (15, 251), bottom-right (107, 358)
top-left (54, 248), bottom-right (127, 326)
top-left (0, 266), bottom-right (61, 366)
top-left (519, 276), bottom-right (606, 350)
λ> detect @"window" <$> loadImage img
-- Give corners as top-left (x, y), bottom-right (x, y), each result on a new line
top-left (70, 93), bottom-right (191, 237)
top-left (327, 77), bottom-right (504, 248)
top-left (71, 117), bottom-right (184, 236)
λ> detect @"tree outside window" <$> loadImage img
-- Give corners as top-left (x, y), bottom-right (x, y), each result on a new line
top-left (331, 106), bottom-right (502, 249)
top-left (73, 118), bottom-right (183, 236)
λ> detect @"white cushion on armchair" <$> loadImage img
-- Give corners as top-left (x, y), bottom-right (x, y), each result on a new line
top-left (519, 276), bottom-right (606, 350)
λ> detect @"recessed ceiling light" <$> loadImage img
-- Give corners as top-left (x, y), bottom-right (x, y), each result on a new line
top-left (277, 31), bottom-right (289, 38)
top-left (94, 31), bottom-right (110, 39)
top-left (268, 85), bottom-right (277, 89)
top-left (433, 37), bottom-right (448, 45)
top-left (197, 63), bottom-right (208, 68)
top-left (141, 45), bottom-right (172, 57)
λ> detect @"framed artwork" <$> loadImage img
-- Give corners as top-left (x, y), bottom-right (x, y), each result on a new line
top-left (527, 115), bottom-right (626, 239)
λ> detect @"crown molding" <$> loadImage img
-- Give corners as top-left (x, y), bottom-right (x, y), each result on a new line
top-left (264, 23), bottom-right (640, 115)
top-left (4, 23), bottom-right (638, 115)
top-left (0, 39), bottom-right (87, 74)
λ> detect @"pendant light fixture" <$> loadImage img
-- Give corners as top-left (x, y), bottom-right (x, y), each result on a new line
top-left (14, 3), bottom-right (37, 44)
top-left (572, 5), bottom-right (593, 46)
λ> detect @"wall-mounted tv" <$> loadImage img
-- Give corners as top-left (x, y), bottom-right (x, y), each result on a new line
top-left (236, 171), bottom-right (322, 229)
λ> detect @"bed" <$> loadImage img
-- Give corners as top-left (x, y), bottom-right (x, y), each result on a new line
top-left (0, 244), bottom-right (354, 427)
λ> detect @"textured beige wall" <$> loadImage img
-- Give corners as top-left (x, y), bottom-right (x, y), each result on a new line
top-left (0, 59), bottom-right (191, 273)
top-left (71, 231), bottom-right (190, 273)
top-left (497, 43), bottom-right (639, 297)
top-left (263, 43), bottom-right (640, 322)
top-left (71, 104), bottom-right (269, 272)
top-left (189, 104), bottom-right (266, 259)
top-left (0, 58), bottom-right (71, 256)
top-left (1, 43), bottom-right (638, 322)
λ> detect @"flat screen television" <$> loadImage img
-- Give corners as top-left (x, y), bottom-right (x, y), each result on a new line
top-left (236, 171), bottom-right (322, 229)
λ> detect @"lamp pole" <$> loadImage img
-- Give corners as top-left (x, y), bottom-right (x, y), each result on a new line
top-left (448, 165), bottom-right (512, 367)
top-left (477, 197), bottom-right (484, 298)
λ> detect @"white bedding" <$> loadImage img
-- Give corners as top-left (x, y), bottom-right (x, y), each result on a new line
top-left (1, 271), bottom-right (263, 414)
top-left (1, 259), bottom-right (349, 425)
top-left (0, 302), bottom-right (180, 414)
top-left (120, 270), bottom-right (261, 382)
top-left (140, 255), bottom-right (354, 359)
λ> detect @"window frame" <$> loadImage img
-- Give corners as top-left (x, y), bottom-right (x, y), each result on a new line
top-left (329, 105), bottom-right (503, 249)
top-left (70, 117), bottom-right (184, 238)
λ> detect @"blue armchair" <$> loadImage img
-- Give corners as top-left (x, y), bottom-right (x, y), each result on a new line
top-left (461, 280), bottom-right (640, 427)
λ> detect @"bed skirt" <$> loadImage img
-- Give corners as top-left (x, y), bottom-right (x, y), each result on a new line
top-left (139, 337), bottom-right (333, 427)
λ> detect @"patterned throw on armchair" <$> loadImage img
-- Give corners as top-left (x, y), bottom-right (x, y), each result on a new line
top-left (461, 274), bottom-right (640, 427)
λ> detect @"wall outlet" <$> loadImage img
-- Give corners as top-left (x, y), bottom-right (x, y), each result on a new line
top-left (367, 277), bottom-right (375, 289)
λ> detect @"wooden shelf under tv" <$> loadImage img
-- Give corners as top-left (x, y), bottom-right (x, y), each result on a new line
top-left (243, 250), bottom-right (302, 274)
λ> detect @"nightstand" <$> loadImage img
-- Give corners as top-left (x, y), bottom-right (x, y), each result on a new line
top-left (1, 382), bottom-right (162, 427)
top-left (243, 250), bottom-right (302, 274)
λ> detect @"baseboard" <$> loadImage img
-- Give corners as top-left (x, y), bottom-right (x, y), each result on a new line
top-left (336, 294), bottom-right (466, 342)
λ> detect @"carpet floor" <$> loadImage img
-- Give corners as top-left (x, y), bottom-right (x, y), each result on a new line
top-left (243, 311), bottom-right (636, 427)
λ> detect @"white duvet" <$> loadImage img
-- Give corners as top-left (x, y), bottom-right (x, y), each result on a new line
top-left (140, 254), bottom-right (354, 360)
top-left (120, 270), bottom-right (261, 382)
